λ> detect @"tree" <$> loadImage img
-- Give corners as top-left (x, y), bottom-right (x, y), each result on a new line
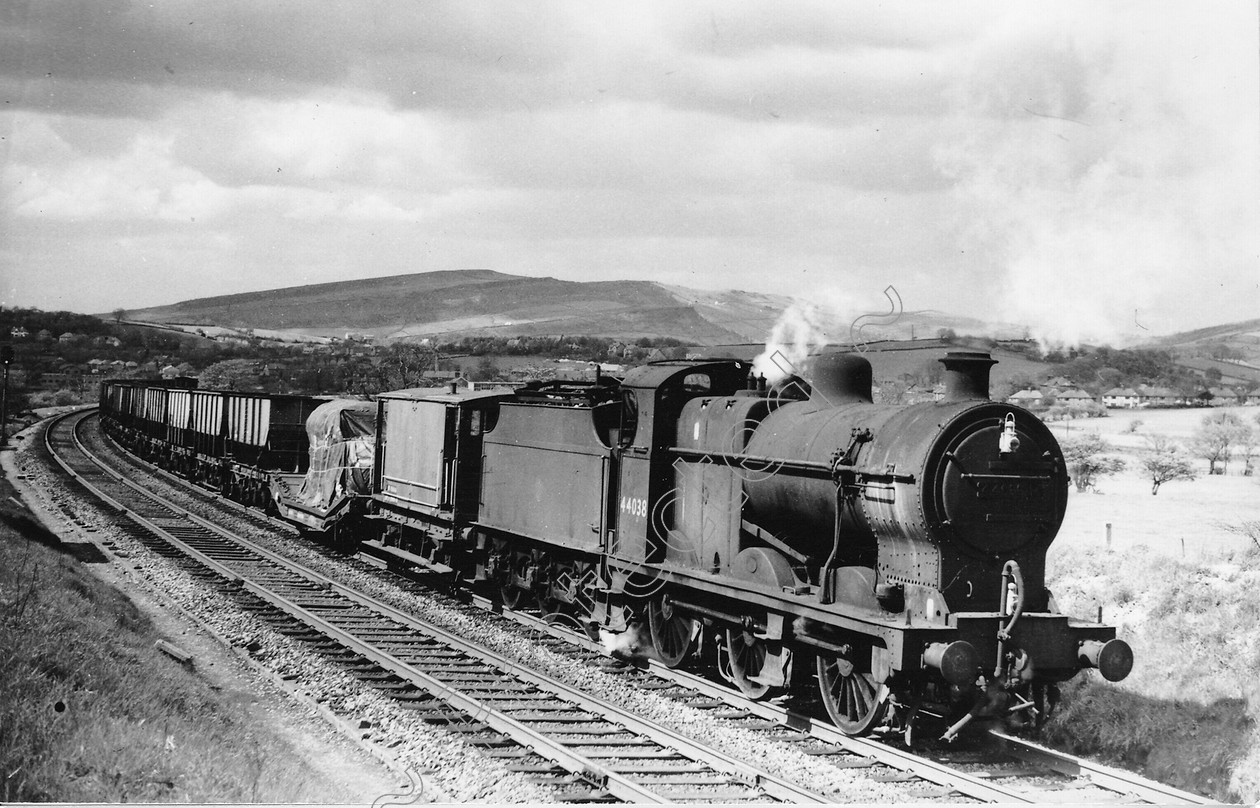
top-left (1061, 433), bottom-right (1126, 493)
top-left (1189, 411), bottom-right (1251, 474)
top-left (199, 358), bottom-right (264, 391)
top-left (112, 308), bottom-right (127, 323)
top-left (470, 356), bottom-right (498, 382)
top-left (1141, 434), bottom-right (1197, 495)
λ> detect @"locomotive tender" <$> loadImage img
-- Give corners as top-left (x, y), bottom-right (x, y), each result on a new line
top-left (99, 350), bottom-right (1132, 741)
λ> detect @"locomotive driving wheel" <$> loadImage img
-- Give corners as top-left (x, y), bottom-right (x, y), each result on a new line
top-left (647, 593), bottom-right (697, 668)
top-left (816, 651), bottom-right (889, 736)
top-left (726, 629), bottom-right (790, 700)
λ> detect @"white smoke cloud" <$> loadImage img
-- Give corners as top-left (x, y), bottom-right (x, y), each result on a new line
top-left (932, 3), bottom-right (1260, 345)
top-left (751, 301), bottom-right (834, 384)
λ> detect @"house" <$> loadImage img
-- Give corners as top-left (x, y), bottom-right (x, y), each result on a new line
top-left (1057, 388), bottom-right (1094, 403)
top-left (1007, 389), bottom-right (1044, 406)
top-left (1045, 376), bottom-right (1074, 391)
top-left (1137, 386), bottom-right (1181, 407)
top-left (1207, 387), bottom-right (1242, 406)
top-left (607, 341), bottom-right (626, 357)
top-left (58, 332), bottom-right (84, 344)
top-left (1245, 387), bottom-right (1260, 406)
top-left (9, 326), bottom-right (28, 339)
top-left (1103, 388), bottom-right (1140, 408)
top-left (160, 365), bottom-right (180, 379)
top-left (104, 336), bottom-right (121, 347)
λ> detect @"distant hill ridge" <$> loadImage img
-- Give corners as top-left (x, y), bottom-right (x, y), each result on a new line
top-left (123, 269), bottom-right (1260, 351)
top-left (124, 270), bottom-right (794, 344)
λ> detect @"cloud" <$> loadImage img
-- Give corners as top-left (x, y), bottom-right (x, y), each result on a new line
top-left (929, 2), bottom-right (1260, 342)
top-left (1, 1), bottom-right (1256, 334)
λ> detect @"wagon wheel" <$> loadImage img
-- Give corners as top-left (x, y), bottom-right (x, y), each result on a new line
top-left (726, 629), bottom-right (790, 700)
top-left (647, 593), bottom-right (697, 668)
top-left (499, 552), bottom-right (532, 610)
top-left (816, 651), bottom-right (889, 736)
top-left (541, 560), bottom-right (602, 640)
top-left (572, 562), bottom-right (603, 641)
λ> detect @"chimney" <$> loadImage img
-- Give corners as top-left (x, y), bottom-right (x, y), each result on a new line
top-left (808, 353), bottom-right (872, 405)
top-left (939, 351), bottom-right (997, 402)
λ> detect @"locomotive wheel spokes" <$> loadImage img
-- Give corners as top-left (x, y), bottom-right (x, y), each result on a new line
top-left (647, 593), bottom-right (697, 668)
top-left (726, 629), bottom-right (791, 699)
top-left (816, 652), bottom-right (889, 736)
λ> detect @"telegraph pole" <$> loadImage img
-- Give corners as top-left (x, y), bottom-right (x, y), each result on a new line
top-left (1, 344), bottom-right (13, 449)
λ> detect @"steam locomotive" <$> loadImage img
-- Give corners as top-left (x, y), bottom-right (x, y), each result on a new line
top-left (99, 350), bottom-right (1132, 741)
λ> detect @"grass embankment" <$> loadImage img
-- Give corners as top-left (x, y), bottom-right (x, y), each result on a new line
top-left (1045, 536), bottom-right (1260, 802)
top-left (0, 475), bottom-right (354, 802)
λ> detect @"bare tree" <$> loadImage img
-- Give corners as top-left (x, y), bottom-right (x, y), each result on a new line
top-left (1141, 434), bottom-right (1197, 495)
top-left (1062, 433), bottom-right (1126, 493)
top-left (1189, 411), bottom-right (1251, 474)
top-left (199, 359), bottom-right (263, 391)
top-left (344, 342), bottom-right (438, 394)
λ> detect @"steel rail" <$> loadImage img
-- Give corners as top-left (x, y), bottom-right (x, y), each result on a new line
top-left (485, 598), bottom-right (1038, 804)
top-left (988, 731), bottom-right (1215, 805)
top-left (53, 410), bottom-right (832, 804)
top-left (52, 412), bottom-right (666, 803)
top-left (490, 601), bottom-right (1216, 806)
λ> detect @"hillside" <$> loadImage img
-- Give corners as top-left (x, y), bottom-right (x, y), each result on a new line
top-left (1142, 318), bottom-right (1260, 363)
top-left (124, 271), bottom-right (795, 345)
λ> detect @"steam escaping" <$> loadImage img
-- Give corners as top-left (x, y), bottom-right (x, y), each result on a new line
top-left (598, 623), bottom-right (656, 664)
top-left (751, 302), bottom-right (834, 385)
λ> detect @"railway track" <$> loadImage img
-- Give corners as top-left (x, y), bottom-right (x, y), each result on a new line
top-left (45, 409), bottom-right (1217, 804)
top-left (44, 409), bottom-right (830, 804)
top-left (489, 607), bottom-right (1216, 805)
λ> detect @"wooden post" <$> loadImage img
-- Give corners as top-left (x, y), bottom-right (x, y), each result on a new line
top-left (1106, 522), bottom-right (1112, 550)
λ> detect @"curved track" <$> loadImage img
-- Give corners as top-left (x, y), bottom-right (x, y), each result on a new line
top-left (47, 409), bottom-right (1216, 804)
top-left (46, 409), bottom-right (829, 804)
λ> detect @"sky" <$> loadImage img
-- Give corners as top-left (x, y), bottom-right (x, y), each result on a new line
top-left (1, 1), bottom-right (1258, 345)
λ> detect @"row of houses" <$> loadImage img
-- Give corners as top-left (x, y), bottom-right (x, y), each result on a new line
top-left (1008, 384), bottom-right (1260, 409)
top-left (10, 327), bottom-right (124, 347)
top-left (1100, 385), bottom-right (1260, 408)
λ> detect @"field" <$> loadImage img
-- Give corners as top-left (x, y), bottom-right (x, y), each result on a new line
top-left (1049, 406), bottom-right (1260, 557)
top-left (1040, 405), bottom-right (1260, 800)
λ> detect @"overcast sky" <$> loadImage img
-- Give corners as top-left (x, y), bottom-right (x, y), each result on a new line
top-left (2, 2), bottom-right (1257, 344)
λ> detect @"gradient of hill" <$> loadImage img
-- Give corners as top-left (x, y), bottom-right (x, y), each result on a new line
top-left (1139, 317), bottom-right (1260, 372)
top-left (124, 271), bottom-right (797, 345)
